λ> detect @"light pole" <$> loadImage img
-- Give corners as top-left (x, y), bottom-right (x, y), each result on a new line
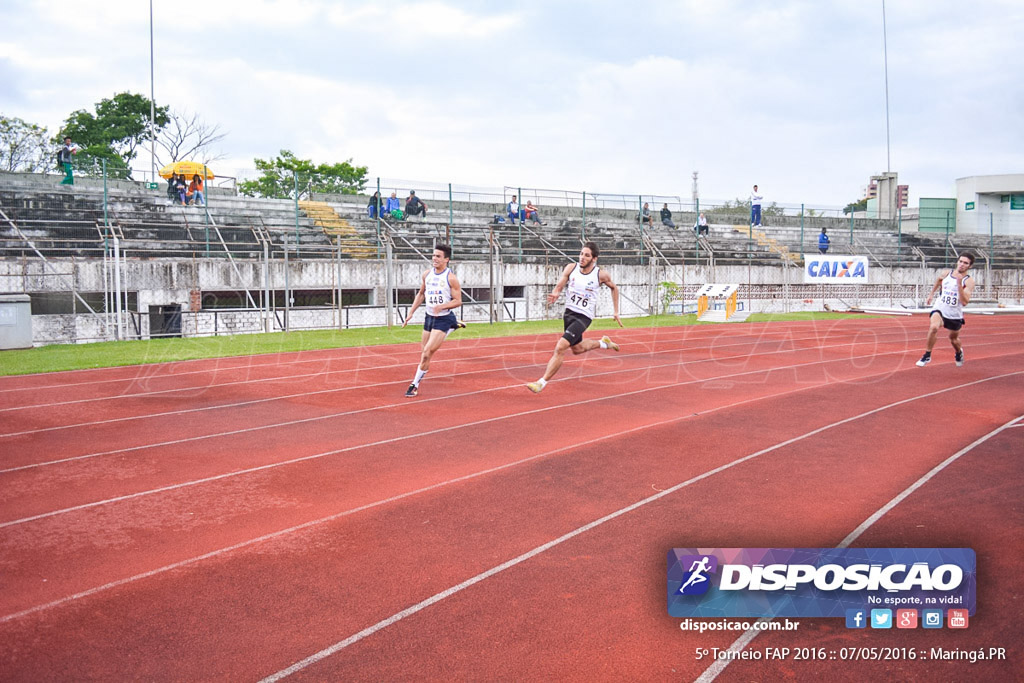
top-left (149, 0), bottom-right (156, 181)
top-left (882, 0), bottom-right (891, 173)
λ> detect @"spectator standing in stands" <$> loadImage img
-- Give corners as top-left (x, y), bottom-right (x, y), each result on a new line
top-left (660, 203), bottom-right (675, 228)
top-left (524, 200), bottom-right (544, 225)
top-left (385, 191), bottom-right (401, 217)
top-left (58, 136), bottom-right (78, 185)
top-left (639, 202), bottom-right (654, 227)
top-left (818, 227), bottom-right (830, 254)
top-left (526, 241), bottom-right (622, 394)
top-left (750, 185), bottom-right (763, 227)
top-left (401, 244), bottom-right (466, 397)
top-left (405, 190), bottom-right (427, 219)
top-left (367, 191), bottom-right (383, 218)
top-left (507, 195), bottom-right (525, 224)
top-left (189, 174), bottom-right (205, 206)
top-left (695, 212), bottom-right (709, 235)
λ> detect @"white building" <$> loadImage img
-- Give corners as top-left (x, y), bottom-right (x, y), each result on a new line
top-left (956, 174), bottom-right (1024, 235)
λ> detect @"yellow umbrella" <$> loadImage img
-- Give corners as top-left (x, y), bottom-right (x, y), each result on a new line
top-left (158, 161), bottom-right (215, 180)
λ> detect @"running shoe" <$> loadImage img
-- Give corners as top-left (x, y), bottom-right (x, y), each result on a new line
top-left (526, 382), bottom-right (544, 393)
top-left (915, 353), bottom-right (931, 367)
top-left (601, 335), bottom-right (620, 352)
top-left (955, 349), bottom-right (964, 367)
top-left (404, 384), bottom-right (418, 398)
top-left (453, 320), bottom-right (467, 330)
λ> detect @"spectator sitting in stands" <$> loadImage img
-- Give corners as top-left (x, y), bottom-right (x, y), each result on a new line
top-left (695, 212), bottom-right (709, 235)
top-left (507, 195), bottom-right (526, 225)
top-left (405, 190), bottom-right (427, 219)
top-left (385, 191), bottom-right (401, 217)
top-left (367, 191), bottom-right (384, 218)
top-left (166, 175), bottom-right (178, 202)
top-left (174, 174), bottom-right (188, 205)
top-left (189, 174), bottom-right (205, 206)
top-left (638, 202), bottom-right (654, 226)
top-left (660, 203), bottom-right (675, 228)
top-left (524, 200), bottom-right (544, 225)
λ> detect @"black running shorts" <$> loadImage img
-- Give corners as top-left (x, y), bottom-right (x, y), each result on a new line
top-left (930, 310), bottom-right (964, 331)
top-left (562, 309), bottom-right (593, 346)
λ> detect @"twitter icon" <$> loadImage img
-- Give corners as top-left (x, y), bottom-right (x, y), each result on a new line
top-left (870, 609), bottom-right (893, 629)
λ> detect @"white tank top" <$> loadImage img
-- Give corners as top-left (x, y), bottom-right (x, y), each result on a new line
top-left (565, 263), bottom-right (600, 319)
top-left (935, 270), bottom-right (969, 319)
top-left (424, 267), bottom-right (453, 317)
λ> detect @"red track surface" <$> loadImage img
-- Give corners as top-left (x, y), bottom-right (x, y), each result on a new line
top-left (1, 316), bottom-right (1022, 681)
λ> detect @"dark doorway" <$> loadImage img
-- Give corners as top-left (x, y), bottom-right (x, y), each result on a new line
top-left (149, 305), bottom-right (182, 338)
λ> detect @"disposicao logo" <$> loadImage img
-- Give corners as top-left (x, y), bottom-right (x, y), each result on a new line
top-left (675, 555), bottom-right (718, 595)
top-left (667, 548), bottom-right (975, 619)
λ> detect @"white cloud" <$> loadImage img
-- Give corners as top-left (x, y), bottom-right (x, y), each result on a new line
top-left (1, 0), bottom-right (1021, 207)
top-left (327, 1), bottom-right (520, 37)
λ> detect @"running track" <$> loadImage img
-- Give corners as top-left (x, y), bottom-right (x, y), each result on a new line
top-left (0, 316), bottom-right (1021, 681)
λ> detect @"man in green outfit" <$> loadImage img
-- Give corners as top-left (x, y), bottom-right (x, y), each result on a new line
top-left (58, 136), bottom-right (78, 185)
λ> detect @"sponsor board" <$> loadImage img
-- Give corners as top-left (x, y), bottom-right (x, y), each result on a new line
top-left (804, 255), bottom-right (869, 284)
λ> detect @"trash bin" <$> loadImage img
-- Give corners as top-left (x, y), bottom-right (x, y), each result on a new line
top-left (0, 294), bottom-right (33, 349)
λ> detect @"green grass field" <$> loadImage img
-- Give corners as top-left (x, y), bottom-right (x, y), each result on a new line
top-left (0, 312), bottom-right (867, 377)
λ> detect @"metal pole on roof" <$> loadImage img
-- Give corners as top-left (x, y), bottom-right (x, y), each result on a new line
top-left (989, 212), bottom-right (994, 297)
top-left (293, 171), bottom-right (300, 256)
top-left (695, 197), bottom-right (700, 264)
top-left (945, 211), bottom-right (951, 266)
top-left (518, 186), bottom-right (523, 263)
top-left (582, 191), bottom-right (587, 242)
top-left (800, 203), bottom-right (804, 259)
top-left (448, 182), bottom-right (453, 226)
top-left (638, 195), bottom-right (644, 266)
top-left (897, 205), bottom-right (902, 264)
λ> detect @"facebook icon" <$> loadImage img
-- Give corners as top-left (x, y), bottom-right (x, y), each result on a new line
top-left (845, 609), bottom-right (867, 629)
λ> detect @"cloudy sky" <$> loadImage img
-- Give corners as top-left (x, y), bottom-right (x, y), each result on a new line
top-left (1, 0), bottom-right (1021, 208)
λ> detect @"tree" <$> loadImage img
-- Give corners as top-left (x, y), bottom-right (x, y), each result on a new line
top-left (239, 150), bottom-right (368, 199)
top-left (58, 92), bottom-right (169, 178)
top-left (154, 110), bottom-right (228, 166)
top-left (1, 114), bottom-right (51, 173)
top-left (843, 198), bottom-right (868, 215)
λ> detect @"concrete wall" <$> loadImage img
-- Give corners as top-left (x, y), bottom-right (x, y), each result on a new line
top-left (5, 257), bottom-right (1022, 346)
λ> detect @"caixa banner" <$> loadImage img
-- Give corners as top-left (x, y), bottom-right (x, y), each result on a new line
top-left (667, 548), bottom-right (975, 618)
top-left (804, 255), bottom-right (869, 284)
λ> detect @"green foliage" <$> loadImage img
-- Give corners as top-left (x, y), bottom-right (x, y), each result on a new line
top-left (58, 92), bottom-right (169, 178)
top-left (707, 198), bottom-right (786, 219)
top-left (658, 280), bottom-right (682, 314)
top-left (1, 114), bottom-right (51, 172)
top-left (238, 149), bottom-right (368, 199)
top-left (843, 198), bottom-right (868, 215)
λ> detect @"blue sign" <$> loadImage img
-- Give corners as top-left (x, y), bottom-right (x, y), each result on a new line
top-left (668, 548), bottom-right (976, 618)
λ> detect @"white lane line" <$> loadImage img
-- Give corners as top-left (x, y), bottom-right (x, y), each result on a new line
top-left (0, 347), bottom-right (928, 523)
top-left (0, 325), bottom-right (934, 451)
top-left (0, 317), bottom-right (881, 392)
top-left (255, 379), bottom-right (1024, 681)
top-left (1, 317), bottom-right (999, 446)
top-left (6, 367), bottom-right (1015, 627)
top-left (0, 320), bottom-right (923, 412)
top-left (0, 324), bottom-right (688, 395)
top-left (693, 413), bottom-right (1024, 683)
